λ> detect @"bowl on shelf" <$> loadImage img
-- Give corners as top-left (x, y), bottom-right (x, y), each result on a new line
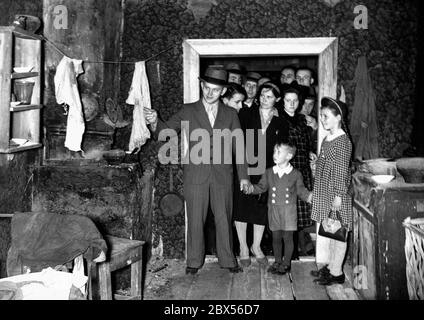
top-left (103, 149), bottom-right (125, 165)
top-left (396, 157), bottom-right (424, 183)
top-left (357, 158), bottom-right (397, 175)
top-left (13, 66), bottom-right (33, 73)
top-left (371, 175), bottom-right (395, 184)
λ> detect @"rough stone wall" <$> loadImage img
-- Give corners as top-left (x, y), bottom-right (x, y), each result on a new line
top-left (120, 0), bottom-right (418, 258)
top-left (0, 0), bottom-right (43, 27)
top-left (0, 151), bottom-right (40, 277)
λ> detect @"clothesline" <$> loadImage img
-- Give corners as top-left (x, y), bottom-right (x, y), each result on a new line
top-left (39, 34), bottom-right (174, 64)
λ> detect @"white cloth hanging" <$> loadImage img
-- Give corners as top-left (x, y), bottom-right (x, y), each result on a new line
top-left (54, 56), bottom-right (85, 152)
top-left (126, 61), bottom-right (151, 152)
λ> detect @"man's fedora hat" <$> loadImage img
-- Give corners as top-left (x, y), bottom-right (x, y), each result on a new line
top-left (245, 72), bottom-right (262, 82)
top-left (321, 97), bottom-right (347, 117)
top-left (198, 67), bottom-right (228, 86)
top-left (225, 62), bottom-right (244, 75)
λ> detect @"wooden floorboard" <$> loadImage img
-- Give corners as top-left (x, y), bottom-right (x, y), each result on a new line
top-left (230, 261), bottom-right (261, 300)
top-left (186, 262), bottom-right (233, 300)
top-left (290, 261), bottom-right (329, 300)
top-left (260, 263), bottom-right (294, 300)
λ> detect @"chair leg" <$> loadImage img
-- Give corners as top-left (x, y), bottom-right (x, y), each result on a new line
top-left (131, 259), bottom-right (143, 299)
top-left (98, 262), bottom-right (112, 300)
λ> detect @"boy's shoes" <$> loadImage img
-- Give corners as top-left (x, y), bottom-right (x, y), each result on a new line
top-left (227, 265), bottom-right (243, 273)
top-left (267, 262), bottom-right (281, 274)
top-left (185, 267), bottom-right (199, 275)
top-left (267, 262), bottom-right (290, 275)
top-left (276, 264), bottom-right (291, 275)
top-left (310, 265), bottom-right (330, 278)
top-left (316, 273), bottom-right (345, 285)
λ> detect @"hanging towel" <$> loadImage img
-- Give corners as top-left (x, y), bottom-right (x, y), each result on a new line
top-left (54, 56), bottom-right (85, 152)
top-left (126, 61), bottom-right (151, 152)
top-left (350, 56), bottom-right (379, 160)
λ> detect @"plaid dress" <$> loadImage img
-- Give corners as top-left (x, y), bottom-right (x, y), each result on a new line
top-left (280, 112), bottom-right (313, 228)
top-left (311, 134), bottom-right (353, 231)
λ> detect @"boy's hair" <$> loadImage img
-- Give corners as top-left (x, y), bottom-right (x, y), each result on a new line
top-left (275, 140), bottom-right (297, 156)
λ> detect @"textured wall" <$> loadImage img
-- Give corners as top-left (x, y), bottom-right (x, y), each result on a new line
top-left (0, 151), bottom-right (40, 277)
top-left (120, 0), bottom-right (418, 258)
top-left (0, 0), bottom-right (43, 27)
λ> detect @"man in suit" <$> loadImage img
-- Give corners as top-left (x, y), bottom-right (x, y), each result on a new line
top-left (144, 67), bottom-right (250, 274)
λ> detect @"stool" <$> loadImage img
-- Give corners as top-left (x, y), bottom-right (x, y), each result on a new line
top-left (96, 235), bottom-right (145, 300)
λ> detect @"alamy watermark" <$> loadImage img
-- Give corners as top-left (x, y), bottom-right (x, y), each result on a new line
top-left (157, 122), bottom-right (267, 176)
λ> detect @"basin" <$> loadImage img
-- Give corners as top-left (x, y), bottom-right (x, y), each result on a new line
top-left (396, 157), bottom-right (424, 183)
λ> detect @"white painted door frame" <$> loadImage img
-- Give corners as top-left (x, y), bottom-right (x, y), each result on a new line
top-left (182, 37), bottom-right (338, 259)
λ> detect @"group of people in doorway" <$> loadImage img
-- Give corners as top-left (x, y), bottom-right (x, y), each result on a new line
top-left (144, 62), bottom-right (353, 286)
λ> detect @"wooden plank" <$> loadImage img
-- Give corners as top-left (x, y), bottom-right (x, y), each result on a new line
top-left (260, 263), bottom-right (294, 300)
top-left (230, 261), bottom-right (261, 300)
top-left (0, 30), bottom-right (13, 150)
top-left (290, 261), bottom-right (329, 300)
top-left (10, 104), bottom-right (43, 112)
top-left (186, 262), bottom-right (233, 300)
top-left (11, 71), bottom-right (39, 79)
top-left (0, 142), bottom-right (42, 153)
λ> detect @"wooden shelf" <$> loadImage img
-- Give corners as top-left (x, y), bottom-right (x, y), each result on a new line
top-left (11, 71), bottom-right (39, 79)
top-left (0, 141), bottom-right (42, 154)
top-left (0, 26), bottom-right (42, 154)
top-left (0, 26), bottom-right (42, 40)
top-left (10, 104), bottom-right (43, 112)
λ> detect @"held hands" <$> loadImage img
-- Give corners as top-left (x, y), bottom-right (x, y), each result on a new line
top-left (240, 179), bottom-right (253, 194)
top-left (307, 192), bottom-right (313, 204)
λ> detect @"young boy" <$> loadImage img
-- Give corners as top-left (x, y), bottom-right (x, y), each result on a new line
top-left (246, 141), bottom-right (312, 274)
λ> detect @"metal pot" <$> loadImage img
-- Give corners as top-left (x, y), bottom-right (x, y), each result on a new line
top-left (159, 166), bottom-right (184, 217)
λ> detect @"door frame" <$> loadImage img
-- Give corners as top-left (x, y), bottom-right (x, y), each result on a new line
top-left (182, 37), bottom-right (338, 258)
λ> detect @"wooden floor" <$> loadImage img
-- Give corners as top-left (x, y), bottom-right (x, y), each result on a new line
top-left (144, 257), bottom-right (336, 300)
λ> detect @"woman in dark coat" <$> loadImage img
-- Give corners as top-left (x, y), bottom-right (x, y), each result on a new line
top-left (278, 87), bottom-right (315, 256)
top-left (234, 82), bottom-right (289, 267)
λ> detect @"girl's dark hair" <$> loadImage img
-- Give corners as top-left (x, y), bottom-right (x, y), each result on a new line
top-left (320, 99), bottom-right (352, 141)
top-left (221, 82), bottom-right (247, 101)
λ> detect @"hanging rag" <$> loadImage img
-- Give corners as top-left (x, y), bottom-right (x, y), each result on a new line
top-left (54, 56), bottom-right (85, 152)
top-left (126, 61), bottom-right (151, 152)
top-left (349, 56), bottom-right (379, 160)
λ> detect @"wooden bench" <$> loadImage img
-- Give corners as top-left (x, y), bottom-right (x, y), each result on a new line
top-left (96, 235), bottom-right (145, 300)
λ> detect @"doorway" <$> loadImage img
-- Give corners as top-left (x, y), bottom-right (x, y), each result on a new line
top-left (183, 37), bottom-right (338, 258)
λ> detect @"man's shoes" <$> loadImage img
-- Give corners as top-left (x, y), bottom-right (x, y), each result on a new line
top-left (185, 267), bottom-right (199, 275)
top-left (227, 265), bottom-right (243, 273)
top-left (310, 265), bottom-right (330, 278)
top-left (316, 273), bottom-right (345, 285)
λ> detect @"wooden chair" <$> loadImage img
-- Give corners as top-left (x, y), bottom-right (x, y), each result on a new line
top-left (96, 235), bottom-right (145, 300)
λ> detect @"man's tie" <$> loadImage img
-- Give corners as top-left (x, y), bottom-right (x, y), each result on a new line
top-left (207, 105), bottom-right (216, 127)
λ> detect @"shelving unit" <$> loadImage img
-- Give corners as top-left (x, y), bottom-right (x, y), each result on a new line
top-left (0, 26), bottom-right (43, 153)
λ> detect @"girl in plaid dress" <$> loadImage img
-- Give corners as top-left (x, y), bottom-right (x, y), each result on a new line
top-left (310, 97), bottom-right (353, 285)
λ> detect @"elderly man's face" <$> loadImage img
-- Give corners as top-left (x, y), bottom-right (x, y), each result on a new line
top-left (280, 68), bottom-right (295, 84)
top-left (296, 69), bottom-right (313, 87)
top-left (228, 72), bottom-right (242, 85)
top-left (201, 81), bottom-right (226, 104)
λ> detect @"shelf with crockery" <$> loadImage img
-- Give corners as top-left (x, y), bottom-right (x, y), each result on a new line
top-left (0, 26), bottom-right (43, 154)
